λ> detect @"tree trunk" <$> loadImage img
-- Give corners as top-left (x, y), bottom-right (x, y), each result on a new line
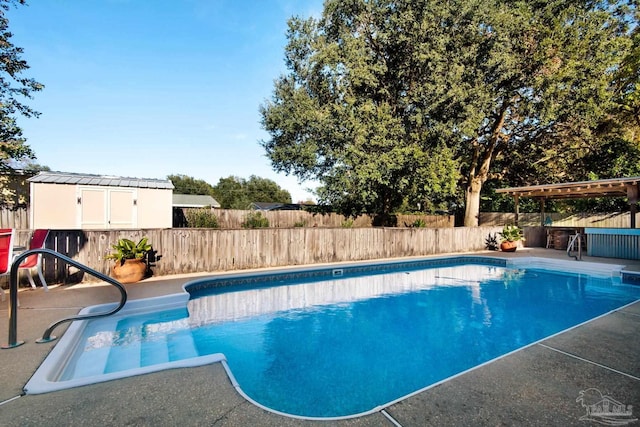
top-left (464, 177), bottom-right (483, 227)
top-left (462, 101), bottom-right (509, 227)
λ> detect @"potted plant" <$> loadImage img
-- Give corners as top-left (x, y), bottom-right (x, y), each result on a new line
top-left (498, 225), bottom-right (523, 252)
top-left (105, 237), bottom-right (152, 283)
top-left (484, 232), bottom-right (499, 251)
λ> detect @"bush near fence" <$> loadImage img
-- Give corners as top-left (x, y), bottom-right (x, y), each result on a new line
top-left (3, 226), bottom-right (524, 286)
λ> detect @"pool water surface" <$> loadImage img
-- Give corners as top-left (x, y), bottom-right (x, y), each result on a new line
top-left (30, 259), bottom-right (640, 419)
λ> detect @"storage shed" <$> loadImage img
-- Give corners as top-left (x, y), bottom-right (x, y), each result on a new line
top-left (28, 171), bottom-right (174, 229)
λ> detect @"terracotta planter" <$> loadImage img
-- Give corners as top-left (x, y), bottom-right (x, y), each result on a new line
top-left (500, 241), bottom-right (518, 252)
top-left (111, 259), bottom-right (147, 284)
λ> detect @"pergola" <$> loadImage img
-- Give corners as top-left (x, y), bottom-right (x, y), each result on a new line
top-left (495, 177), bottom-right (640, 228)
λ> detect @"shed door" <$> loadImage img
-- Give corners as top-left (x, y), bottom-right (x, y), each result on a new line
top-left (79, 188), bottom-right (107, 229)
top-left (108, 189), bottom-right (137, 228)
top-left (78, 187), bottom-right (137, 229)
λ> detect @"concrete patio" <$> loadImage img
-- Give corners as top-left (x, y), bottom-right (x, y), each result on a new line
top-left (1, 248), bottom-right (639, 426)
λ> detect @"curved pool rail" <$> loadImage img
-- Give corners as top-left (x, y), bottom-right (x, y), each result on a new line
top-left (2, 248), bottom-right (128, 349)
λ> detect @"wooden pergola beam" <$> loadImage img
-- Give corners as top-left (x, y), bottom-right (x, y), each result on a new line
top-left (495, 177), bottom-right (640, 228)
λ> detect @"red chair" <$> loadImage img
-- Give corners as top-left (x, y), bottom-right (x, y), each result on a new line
top-left (0, 228), bottom-right (15, 301)
top-left (18, 229), bottom-right (49, 291)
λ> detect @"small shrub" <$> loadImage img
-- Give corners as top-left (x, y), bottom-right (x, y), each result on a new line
top-left (105, 237), bottom-right (151, 264)
top-left (499, 224), bottom-right (523, 242)
top-left (242, 212), bottom-right (270, 228)
top-left (412, 219), bottom-right (427, 228)
top-left (341, 219), bottom-right (354, 228)
top-left (484, 232), bottom-right (499, 251)
top-left (185, 209), bottom-right (219, 228)
top-left (293, 220), bottom-right (306, 227)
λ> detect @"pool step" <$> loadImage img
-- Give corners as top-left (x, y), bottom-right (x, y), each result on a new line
top-left (71, 313), bottom-right (198, 377)
top-left (67, 345), bottom-right (112, 380)
top-left (166, 329), bottom-right (199, 360)
top-left (103, 329), bottom-right (142, 374)
top-left (140, 335), bottom-right (170, 367)
top-left (106, 323), bottom-right (198, 372)
top-left (64, 318), bottom-right (120, 380)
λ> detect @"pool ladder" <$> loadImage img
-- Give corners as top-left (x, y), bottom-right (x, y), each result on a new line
top-left (567, 233), bottom-right (584, 261)
top-left (2, 248), bottom-right (128, 349)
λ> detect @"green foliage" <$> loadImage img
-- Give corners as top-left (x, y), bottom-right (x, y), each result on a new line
top-left (261, 0), bottom-right (636, 224)
top-left (341, 219), bottom-right (354, 228)
top-left (169, 174), bottom-right (294, 210)
top-left (212, 175), bottom-right (292, 209)
top-left (212, 176), bottom-right (247, 209)
top-left (499, 225), bottom-right (523, 243)
top-left (293, 220), bottom-right (306, 227)
top-left (411, 219), bottom-right (426, 228)
top-left (0, 0), bottom-right (43, 172)
top-left (168, 174), bottom-right (216, 196)
top-left (184, 209), bottom-right (219, 228)
top-left (245, 175), bottom-right (292, 205)
top-left (261, 6), bottom-right (460, 218)
top-left (105, 237), bottom-right (152, 264)
top-left (241, 212), bottom-right (270, 228)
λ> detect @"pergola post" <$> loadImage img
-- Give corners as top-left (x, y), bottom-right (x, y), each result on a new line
top-left (627, 184), bottom-right (639, 229)
top-left (514, 195), bottom-right (519, 227)
top-left (540, 199), bottom-right (545, 226)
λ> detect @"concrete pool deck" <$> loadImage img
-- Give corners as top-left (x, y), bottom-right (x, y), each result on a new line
top-left (1, 248), bottom-right (639, 426)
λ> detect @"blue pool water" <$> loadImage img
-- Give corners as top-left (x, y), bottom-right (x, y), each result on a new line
top-left (58, 261), bottom-right (640, 418)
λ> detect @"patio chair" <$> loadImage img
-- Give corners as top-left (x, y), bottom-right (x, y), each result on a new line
top-left (0, 228), bottom-right (15, 301)
top-left (18, 229), bottom-right (49, 291)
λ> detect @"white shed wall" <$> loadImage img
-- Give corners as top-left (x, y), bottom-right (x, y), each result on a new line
top-left (30, 183), bottom-right (172, 229)
top-left (137, 188), bottom-right (173, 228)
top-left (31, 182), bottom-right (77, 229)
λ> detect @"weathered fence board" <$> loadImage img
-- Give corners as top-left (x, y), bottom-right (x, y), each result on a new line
top-left (480, 211), bottom-right (640, 228)
top-left (3, 207), bottom-right (635, 229)
top-left (182, 209), bottom-right (454, 229)
top-left (8, 226), bottom-right (508, 285)
top-left (0, 207), bottom-right (28, 229)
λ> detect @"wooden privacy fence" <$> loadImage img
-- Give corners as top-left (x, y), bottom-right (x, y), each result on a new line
top-left (480, 211), bottom-right (640, 228)
top-left (4, 207), bottom-right (637, 229)
top-left (0, 206), bottom-right (453, 229)
top-left (15, 226), bottom-right (505, 285)
top-left (0, 206), bottom-right (28, 229)
top-left (180, 209), bottom-right (455, 229)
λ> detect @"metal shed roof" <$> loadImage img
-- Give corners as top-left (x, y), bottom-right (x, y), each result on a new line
top-left (28, 171), bottom-right (174, 190)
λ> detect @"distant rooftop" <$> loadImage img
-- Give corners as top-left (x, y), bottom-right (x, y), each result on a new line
top-left (28, 171), bottom-right (174, 190)
top-left (173, 194), bottom-right (221, 208)
top-left (249, 202), bottom-right (304, 211)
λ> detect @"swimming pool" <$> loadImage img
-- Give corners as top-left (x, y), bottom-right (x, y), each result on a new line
top-left (25, 256), bottom-right (640, 419)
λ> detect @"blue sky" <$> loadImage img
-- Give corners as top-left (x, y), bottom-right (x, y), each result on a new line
top-left (8, 0), bottom-right (323, 202)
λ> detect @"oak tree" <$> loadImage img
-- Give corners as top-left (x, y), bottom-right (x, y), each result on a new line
top-left (261, 0), bottom-right (635, 224)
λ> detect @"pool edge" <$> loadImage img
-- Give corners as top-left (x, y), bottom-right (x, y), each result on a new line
top-left (22, 255), bottom-right (640, 420)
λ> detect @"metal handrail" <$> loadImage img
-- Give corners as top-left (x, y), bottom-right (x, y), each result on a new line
top-left (567, 233), bottom-right (583, 261)
top-left (2, 248), bottom-right (127, 349)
